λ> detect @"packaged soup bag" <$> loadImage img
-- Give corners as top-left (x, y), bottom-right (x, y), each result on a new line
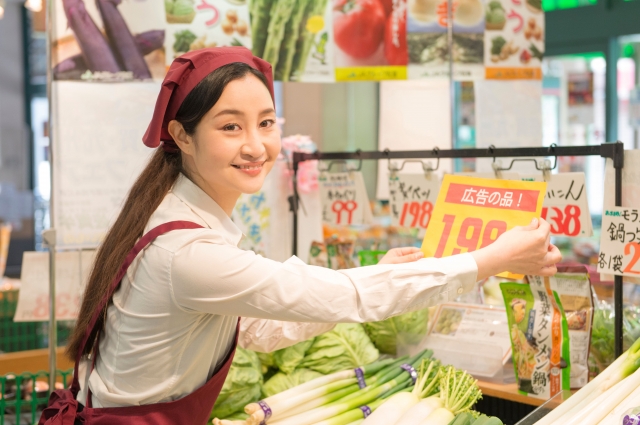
top-left (536, 265), bottom-right (594, 389)
top-left (501, 279), bottom-right (570, 399)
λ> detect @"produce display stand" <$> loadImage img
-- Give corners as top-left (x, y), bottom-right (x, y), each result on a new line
top-left (291, 142), bottom-right (626, 418)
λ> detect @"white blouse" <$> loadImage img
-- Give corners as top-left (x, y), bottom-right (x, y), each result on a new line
top-left (78, 174), bottom-right (478, 408)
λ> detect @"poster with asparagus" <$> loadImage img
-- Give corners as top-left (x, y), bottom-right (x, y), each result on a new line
top-left (483, 0), bottom-right (544, 79)
top-left (333, 0), bottom-right (408, 82)
top-left (164, 1), bottom-right (252, 66)
top-left (53, 0), bottom-right (166, 81)
top-left (406, 0), bottom-right (485, 80)
top-left (249, 0), bottom-right (335, 82)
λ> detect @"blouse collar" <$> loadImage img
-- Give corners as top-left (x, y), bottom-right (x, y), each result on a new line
top-left (170, 174), bottom-right (243, 246)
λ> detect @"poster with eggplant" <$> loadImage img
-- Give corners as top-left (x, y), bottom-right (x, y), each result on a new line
top-left (249, 0), bottom-right (335, 82)
top-left (483, 0), bottom-right (544, 79)
top-left (333, 0), bottom-right (408, 81)
top-left (164, 0), bottom-right (252, 66)
top-left (406, 0), bottom-right (485, 80)
top-left (53, 0), bottom-right (166, 81)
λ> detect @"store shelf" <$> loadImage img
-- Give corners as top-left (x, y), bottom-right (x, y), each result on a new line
top-left (477, 380), bottom-right (572, 407)
top-left (0, 347), bottom-right (72, 375)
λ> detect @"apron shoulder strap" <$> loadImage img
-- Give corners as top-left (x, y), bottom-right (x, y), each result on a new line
top-left (71, 221), bottom-right (205, 394)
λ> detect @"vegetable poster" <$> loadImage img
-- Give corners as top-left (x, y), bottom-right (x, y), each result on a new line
top-left (165, 1), bottom-right (252, 66)
top-left (484, 0), bottom-right (544, 79)
top-left (233, 190), bottom-right (270, 257)
top-left (421, 175), bottom-right (546, 278)
top-left (250, 0), bottom-right (335, 82)
top-left (53, 0), bottom-right (166, 81)
top-left (407, 0), bottom-right (485, 80)
top-left (334, 0), bottom-right (408, 81)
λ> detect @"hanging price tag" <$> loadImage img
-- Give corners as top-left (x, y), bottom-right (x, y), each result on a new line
top-left (14, 250), bottom-right (95, 322)
top-left (597, 207), bottom-right (640, 277)
top-left (520, 172), bottom-right (593, 237)
top-left (320, 172), bottom-right (373, 226)
top-left (389, 174), bottom-right (441, 229)
top-left (421, 175), bottom-right (546, 278)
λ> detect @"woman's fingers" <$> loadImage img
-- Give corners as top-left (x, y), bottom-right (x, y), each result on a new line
top-left (378, 247), bottom-right (424, 264)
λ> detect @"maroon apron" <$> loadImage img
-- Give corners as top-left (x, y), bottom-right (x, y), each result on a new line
top-left (39, 221), bottom-right (239, 425)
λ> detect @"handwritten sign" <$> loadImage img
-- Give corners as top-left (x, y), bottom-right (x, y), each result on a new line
top-left (14, 250), bottom-right (95, 322)
top-left (320, 172), bottom-right (372, 226)
top-left (597, 207), bottom-right (640, 277)
top-left (422, 175), bottom-right (546, 278)
top-left (233, 190), bottom-right (270, 257)
top-left (389, 174), bottom-right (440, 229)
top-left (520, 172), bottom-right (592, 237)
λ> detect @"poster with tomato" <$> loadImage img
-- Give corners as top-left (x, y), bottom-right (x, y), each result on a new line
top-left (406, 0), bottom-right (485, 80)
top-left (484, 0), bottom-right (544, 79)
top-left (164, 0), bottom-right (252, 67)
top-left (249, 0), bottom-right (335, 82)
top-left (333, 0), bottom-right (409, 81)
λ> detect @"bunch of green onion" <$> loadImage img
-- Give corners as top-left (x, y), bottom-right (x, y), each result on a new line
top-left (242, 349), bottom-right (434, 425)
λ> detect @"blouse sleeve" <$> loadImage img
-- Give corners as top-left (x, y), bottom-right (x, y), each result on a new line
top-left (238, 318), bottom-right (336, 353)
top-left (169, 239), bottom-right (478, 323)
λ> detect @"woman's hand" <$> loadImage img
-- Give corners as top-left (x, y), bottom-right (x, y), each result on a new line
top-left (378, 247), bottom-right (425, 265)
top-left (471, 218), bottom-right (562, 280)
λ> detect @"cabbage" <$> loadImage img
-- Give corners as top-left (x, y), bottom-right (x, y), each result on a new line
top-left (363, 309), bottom-right (430, 355)
top-left (172, 0), bottom-right (195, 16)
top-left (298, 324), bottom-right (379, 374)
top-left (210, 347), bottom-right (263, 419)
top-left (274, 338), bottom-right (315, 374)
top-left (164, 0), bottom-right (174, 14)
top-left (262, 369), bottom-right (324, 398)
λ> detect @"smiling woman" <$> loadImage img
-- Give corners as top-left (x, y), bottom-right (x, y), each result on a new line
top-left (42, 47), bottom-right (561, 425)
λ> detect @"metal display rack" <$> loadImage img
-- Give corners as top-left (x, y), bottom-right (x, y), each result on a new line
top-left (291, 142), bottom-right (626, 358)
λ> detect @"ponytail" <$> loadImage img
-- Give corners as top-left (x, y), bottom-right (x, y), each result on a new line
top-left (66, 149), bottom-right (181, 358)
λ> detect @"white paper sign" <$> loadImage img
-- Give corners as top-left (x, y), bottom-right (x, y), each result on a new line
top-left (377, 80), bottom-right (453, 199)
top-left (320, 172), bottom-right (372, 226)
top-left (53, 82), bottom-right (156, 248)
top-left (389, 173), bottom-right (441, 229)
top-left (429, 302), bottom-right (512, 364)
top-left (14, 250), bottom-right (95, 322)
top-left (520, 172), bottom-right (593, 237)
top-left (598, 207), bottom-right (640, 277)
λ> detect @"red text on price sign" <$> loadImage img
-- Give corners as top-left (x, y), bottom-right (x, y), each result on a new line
top-left (332, 200), bottom-right (358, 224)
top-left (399, 201), bottom-right (434, 228)
top-left (541, 205), bottom-right (582, 236)
top-left (422, 175), bottom-right (546, 271)
top-left (31, 293), bottom-right (81, 320)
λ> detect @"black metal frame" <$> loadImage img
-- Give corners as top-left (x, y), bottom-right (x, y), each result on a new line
top-left (291, 142), bottom-right (626, 358)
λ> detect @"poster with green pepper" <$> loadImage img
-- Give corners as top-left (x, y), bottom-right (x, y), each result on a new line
top-left (249, 0), bottom-right (335, 82)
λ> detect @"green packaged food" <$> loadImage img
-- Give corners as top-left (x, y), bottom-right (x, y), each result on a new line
top-left (501, 279), bottom-right (570, 399)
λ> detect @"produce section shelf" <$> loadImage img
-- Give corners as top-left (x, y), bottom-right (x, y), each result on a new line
top-left (477, 381), bottom-right (572, 408)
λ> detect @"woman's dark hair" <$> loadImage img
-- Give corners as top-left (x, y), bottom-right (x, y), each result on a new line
top-left (66, 62), bottom-right (272, 359)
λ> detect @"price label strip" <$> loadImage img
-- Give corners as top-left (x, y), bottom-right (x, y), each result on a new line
top-left (520, 172), bottom-right (593, 237)
top-left (598, 207), bottom-right (640, 277)
top-left (421, 175), bottom-right (546, 279)
top-left (320, 172), bottom-right (373, 226)
top-left (389, 173), bottom-right (441, 229)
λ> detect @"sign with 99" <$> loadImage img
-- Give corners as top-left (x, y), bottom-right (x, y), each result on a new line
top-left (389, 173), bottom-right (441, 229)
top-left (320, 172), bottom-right (373, 226)
top-left (422, 175), bottom-right (546, 278)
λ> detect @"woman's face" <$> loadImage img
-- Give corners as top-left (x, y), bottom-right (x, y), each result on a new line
top-left (175, 73), bottom-right (280, 208)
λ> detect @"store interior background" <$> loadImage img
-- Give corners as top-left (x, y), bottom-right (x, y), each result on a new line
top-left (1, 0), bottom-right (640, 277)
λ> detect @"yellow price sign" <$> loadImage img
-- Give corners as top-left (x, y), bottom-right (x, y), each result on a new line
top-left (421, 175), bottom-right (547, 278)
